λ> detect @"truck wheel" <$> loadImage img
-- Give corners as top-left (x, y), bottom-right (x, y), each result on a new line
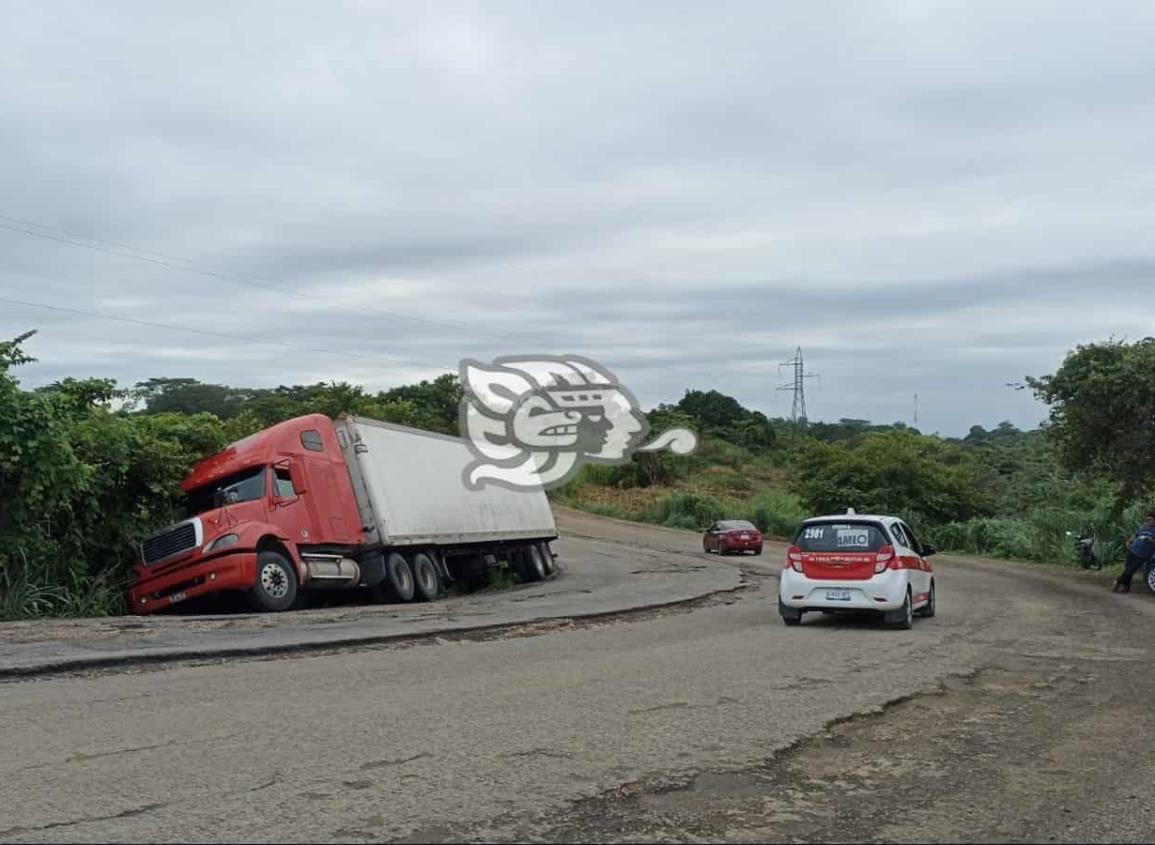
top-left (523, 545), bottom-right (547, 582)
top-left (412, 552), bottom-right (442, 601)
top-left (384, 552), bottom-right (415, 602)
top-left (536, 542), bottom-right (556, 577)
top-left (248, 550), bottom-right (299, 612)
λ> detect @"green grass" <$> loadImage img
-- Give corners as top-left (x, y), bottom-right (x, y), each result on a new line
top-left (927, 503), bottom-right (1149, 569)
top-left (0, 553), bottom-right (125, 620)
top-left (554, 461), bottom-right (808, 539)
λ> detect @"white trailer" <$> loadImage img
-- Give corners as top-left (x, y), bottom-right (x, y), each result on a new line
top-left (337, 415), bottom-right (556, 547)
top-left (334, 415), bottom-right (558, 597)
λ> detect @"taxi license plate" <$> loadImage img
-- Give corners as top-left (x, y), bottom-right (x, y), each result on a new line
top-left (825, 589), bottom-right (851, 601)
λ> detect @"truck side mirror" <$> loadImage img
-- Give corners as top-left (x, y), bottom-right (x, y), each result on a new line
top-left (288, 463), bottom-right (307, 495)
top-left (276, 459), bottom-right (307, 496)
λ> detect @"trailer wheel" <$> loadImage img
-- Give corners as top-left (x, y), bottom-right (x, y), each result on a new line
top-left (536, 541), bottom-right (556, 577)
top-left (248, 550), bottom-right (299, 612)
top-left (523, 544), bottom-right (547, 582)
top-left (383, 552), bottom-right (415, 602)
top-left (412, 552), bottom-right (442, 601)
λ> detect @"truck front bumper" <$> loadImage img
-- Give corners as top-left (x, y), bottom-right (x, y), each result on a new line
top-left (129, 551), bottom-right (258, 615)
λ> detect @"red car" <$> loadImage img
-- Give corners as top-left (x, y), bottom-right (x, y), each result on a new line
top-left (702, 520), bottom-right (763, 555)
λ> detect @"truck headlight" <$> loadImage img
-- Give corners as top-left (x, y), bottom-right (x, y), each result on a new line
top-left (203, 533), bottom-right (240, 554)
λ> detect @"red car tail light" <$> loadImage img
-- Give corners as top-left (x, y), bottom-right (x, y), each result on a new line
top-left (873, 544), bottom-right (896, 574)
top-left (787, 545), bottom-right (803, 572)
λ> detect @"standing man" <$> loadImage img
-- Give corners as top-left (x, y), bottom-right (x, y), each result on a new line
top-left (1115, 511), bottom-right (1155, 592)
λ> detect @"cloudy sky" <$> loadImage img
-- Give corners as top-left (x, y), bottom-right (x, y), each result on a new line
top-left (2, 1), bottom-right (1154, 435)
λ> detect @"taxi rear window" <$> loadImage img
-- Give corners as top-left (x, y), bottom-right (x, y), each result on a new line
top-left (794, 521), bottom-right (889, 552)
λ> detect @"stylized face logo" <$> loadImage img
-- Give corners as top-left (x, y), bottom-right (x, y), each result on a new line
top-left (460, 355), bottom-right (695, 491)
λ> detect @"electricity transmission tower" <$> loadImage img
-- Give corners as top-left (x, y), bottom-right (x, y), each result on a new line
top-left (777, 347), bottom-right (819, 425)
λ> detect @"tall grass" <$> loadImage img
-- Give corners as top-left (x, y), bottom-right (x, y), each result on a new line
top-left (0, 552), bottom-right (125, 620)
top-left (581, 488), bottom-right (808, 538)
top-left (927, 502), bottom-right (1147, 567)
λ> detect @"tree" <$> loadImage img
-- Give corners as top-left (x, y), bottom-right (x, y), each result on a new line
top-left (379, 373), bottom-right (462, 435)
top-left (1, 333), bottom-right (230, 618)
top-left (676, 389), bottom-right (749, 431)
top-left (671, 389), bottom-right (775, 450)
top-left (1028, 338), bottom-right (1155, 501)
top-left (789, 430), bottom-right (992, 529)
top-left (133, 378), bottom-right (253, 418)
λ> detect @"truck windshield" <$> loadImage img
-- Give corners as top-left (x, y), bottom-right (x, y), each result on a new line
top-left (186, 466), bottom-right (267, 515)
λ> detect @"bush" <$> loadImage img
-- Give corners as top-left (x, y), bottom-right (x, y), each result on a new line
top-left (0, 335), bottom-right (230, 619)
top-left (649, 492), bottom-right (730, 530)
top-left (746, 490), bottom-right (808, 538)
top-left (560, 487), bottom-right (809, 539)
top-left (789, 430), bottom-right (992, 527)
top-left (927, 500), bottom-right (1150, 566)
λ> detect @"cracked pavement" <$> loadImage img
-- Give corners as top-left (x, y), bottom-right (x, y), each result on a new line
top-left (0, 508), bottom-right (742, 678)
top-left (3, 512), bottom-right (1155, 842)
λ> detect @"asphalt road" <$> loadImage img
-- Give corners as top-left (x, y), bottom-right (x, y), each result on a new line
top-left (0, 509), bottom-right (740, 677)
top-left (4, 512), bottom-right (1155, 843)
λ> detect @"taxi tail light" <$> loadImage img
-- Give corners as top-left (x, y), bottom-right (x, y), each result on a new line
top-left (873, 545), bottom-right (896, 574)
top-left (787, 545), bottom-right (803, 573)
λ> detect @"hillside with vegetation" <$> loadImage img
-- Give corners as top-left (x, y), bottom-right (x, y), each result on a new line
top-left (2, 330), bottom-right (1153, 619)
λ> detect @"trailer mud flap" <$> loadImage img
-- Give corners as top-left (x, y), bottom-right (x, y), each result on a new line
top-left (357, 552), bottom-right (387, 587)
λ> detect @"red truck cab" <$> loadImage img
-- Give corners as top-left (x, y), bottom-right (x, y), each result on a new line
top-left (129, 414), bottom-right (361, 614)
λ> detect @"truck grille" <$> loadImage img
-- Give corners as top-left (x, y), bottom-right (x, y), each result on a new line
top-left (142, 521), bottom-right (198, 565)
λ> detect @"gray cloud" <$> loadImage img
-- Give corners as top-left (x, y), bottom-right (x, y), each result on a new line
top-left (3, 0), bottom-right (1155, 436)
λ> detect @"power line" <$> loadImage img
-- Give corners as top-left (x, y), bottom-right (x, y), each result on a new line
top-left (0, 211), bottom-right (783, 383)
top-left (0, 215), bottom-right (545, 341)
top-left (0, 295), bottom-right (449, 374)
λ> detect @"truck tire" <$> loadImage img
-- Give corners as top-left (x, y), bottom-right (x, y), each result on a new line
top-left (536, 542), bottom-right (556, 577)
top-left (248, 550), bottom-right (299, 612)
top-left (523, 545), bottom-right (547, 582)
top-left (412, 552), bottom-right (442, 601)
top-left (383, 552), bottom-right (416, 602)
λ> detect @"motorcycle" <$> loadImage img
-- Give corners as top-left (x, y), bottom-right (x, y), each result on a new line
top-left (1067, 531), bottom-right (1103, 571)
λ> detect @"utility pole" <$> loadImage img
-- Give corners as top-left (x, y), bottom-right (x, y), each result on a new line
top-left (777, 347), bottom-right (819, 426)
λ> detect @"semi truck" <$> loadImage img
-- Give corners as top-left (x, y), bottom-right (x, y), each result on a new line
top-left (129, 414), bottom-right (558, 614)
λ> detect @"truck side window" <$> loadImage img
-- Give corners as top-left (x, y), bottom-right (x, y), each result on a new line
top-left (274, 468), bottom-right (297, 498)
top-left (300, 430), bottom-right (325, 452)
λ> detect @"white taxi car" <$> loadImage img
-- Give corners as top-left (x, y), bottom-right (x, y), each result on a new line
top-left (778, 510), bottom-right (936, 629)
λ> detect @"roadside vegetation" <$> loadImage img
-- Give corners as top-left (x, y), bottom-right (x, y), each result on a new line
top-left (0, 331), bottom-right (461, 619)
top-left (2, 330), bottom-right (1153, 619)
